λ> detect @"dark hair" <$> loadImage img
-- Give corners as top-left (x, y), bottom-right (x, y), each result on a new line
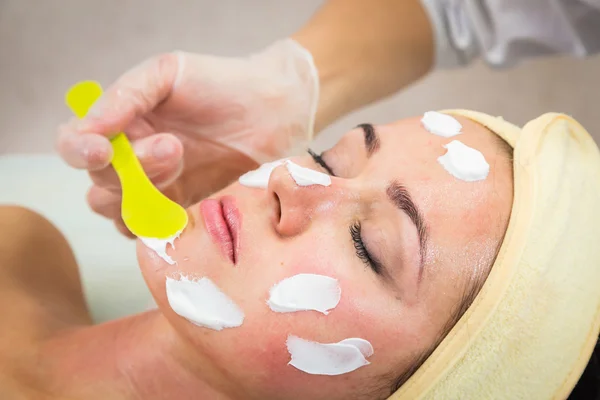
top-left (569, 338), bottom-right (600, 399)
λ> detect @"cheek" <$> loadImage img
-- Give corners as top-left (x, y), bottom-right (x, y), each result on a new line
top-left (212, 239), bottom-right (361, 380)
top-left (136, 240), bottom-right (170, 297)
top-left (139, 219), bottom-right (426, 391)
top-left (229, 243), bottom-right (401, 378)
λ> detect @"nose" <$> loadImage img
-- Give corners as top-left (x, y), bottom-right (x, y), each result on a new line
top-left (267, 163), bottom-right (338, 237)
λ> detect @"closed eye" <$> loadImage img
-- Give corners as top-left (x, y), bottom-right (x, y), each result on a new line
top-left (308, 149), bottom-right (385, 277)
top-left (350, 222), bottom-right (383, 275)
top-left (308, 149), bottom-right (336, 177)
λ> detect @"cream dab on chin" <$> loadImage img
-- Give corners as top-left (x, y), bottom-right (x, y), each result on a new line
top-left (437, 140), bottom-right (490, 182)
top-left (139, 229), bottom-right (183, 265)
top-left (268, 273), bottom-right (341, 314)
top-left (286, 335), bottom-right (374, 376)
top-left (165, 275), bottom-right (245, 331)
top-left (421, 111), bottom-right (462, 138)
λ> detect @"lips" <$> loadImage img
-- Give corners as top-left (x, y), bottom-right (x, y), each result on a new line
top-left (199, 196), bottom-right (241, 264)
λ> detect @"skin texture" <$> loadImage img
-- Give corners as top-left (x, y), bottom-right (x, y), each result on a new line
top-left (137, 115), bottom-right (514, 399)
top-left (1, 116), bottom-right (512, 400)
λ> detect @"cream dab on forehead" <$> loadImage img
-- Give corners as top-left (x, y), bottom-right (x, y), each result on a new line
top-left (421, 111), bottom-right (462, 138)
top-left (438, 140), bottom-right (490, 182)
top-left (268, 273), bottom-right (341, 314)
top-left (286, 335), bottom-right (374, 376)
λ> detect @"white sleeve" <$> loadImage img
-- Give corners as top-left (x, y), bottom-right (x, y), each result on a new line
top-left (420, 0), bottom-right (600, 68)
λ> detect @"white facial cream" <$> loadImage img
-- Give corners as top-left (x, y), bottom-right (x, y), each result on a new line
top-left (238, 159), bottom-right (286, 189)
top-left (285, 160), bottom-right (331, 187)
top-left (239, 159), bottom-right (331, 188)
top-left (139, 230), bottom-right (183, 265)
top-left (286, 335), bottom-right (374, 376)
top-left (438, 140), bottom-right (490, 182)
top-left (421, 111), bottom-right (462, 138)
top-left (268, 273), bottom-right (341, 315)
top-left (165, 275), bottom-right (245, 331)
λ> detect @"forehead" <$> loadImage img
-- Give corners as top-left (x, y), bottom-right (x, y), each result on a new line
top-left (342, 115), bottom-right (513, 287)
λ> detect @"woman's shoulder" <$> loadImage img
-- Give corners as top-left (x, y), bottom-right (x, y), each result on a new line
top-left (0, 206), bottom-right (92, 398)
top-left (0, 206), bottom-right (91, 332)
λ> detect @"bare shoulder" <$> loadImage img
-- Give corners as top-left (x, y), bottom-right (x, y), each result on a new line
top-left (0, 205), bottom-right (92, 331)
top-left (0, 206), bottom-right (91, 397)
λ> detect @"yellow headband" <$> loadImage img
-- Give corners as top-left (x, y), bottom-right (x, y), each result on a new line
top-left (391, 110), bottom-right (600, 399)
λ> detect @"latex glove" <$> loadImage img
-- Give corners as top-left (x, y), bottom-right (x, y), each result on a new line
top-left (56, 39), bottom-right (318, 237)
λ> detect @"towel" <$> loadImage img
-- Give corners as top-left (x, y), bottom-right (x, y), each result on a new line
top-left (391, 111), bottom-right (600, 399)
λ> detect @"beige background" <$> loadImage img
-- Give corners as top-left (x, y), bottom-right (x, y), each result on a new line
top-left (1, 0), bottom-right (599, 322)
top-left (1, 0), bottom-right (600, 154)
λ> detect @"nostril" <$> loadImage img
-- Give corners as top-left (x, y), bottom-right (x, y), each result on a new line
top-left (273, 192), bottom-right (282, 223)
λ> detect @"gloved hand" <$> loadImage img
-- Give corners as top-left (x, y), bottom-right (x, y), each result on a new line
top-left (56, 39), bottom-right (319, 237)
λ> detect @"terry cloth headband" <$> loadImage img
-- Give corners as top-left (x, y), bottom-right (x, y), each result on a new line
top-left (390, 110), bottom-right (600, 399)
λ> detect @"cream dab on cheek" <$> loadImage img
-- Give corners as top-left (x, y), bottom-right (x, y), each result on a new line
top-left (268, 273), bottom-right (341, 315)
top-left (139, 230), bottom-right (183, 265)
top-left (421, 111), bottom-right (462, 138)
top-left (286, 335), bottom-right (374, 376)
top-left (165, 275), bottom-right (245, 331)
top-left (438, 140), bottom-right (490, 182)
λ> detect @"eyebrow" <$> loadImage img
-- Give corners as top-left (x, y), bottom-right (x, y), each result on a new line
top-left (386, 182), bottom-right (428, 282)
top-left (357, 123), bottom-right (380, 157)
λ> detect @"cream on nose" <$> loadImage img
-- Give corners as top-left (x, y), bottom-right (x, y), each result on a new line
top-left (269, 169), bottom-right (312, 237)
top-left (238, 159), bottom-right (333, 236)
top-left (238, 159), bottom-right (331, 189)
top-left (284, 160), bottom-right (331, 187)
top-left (238, 159), bottom-right (287, 188)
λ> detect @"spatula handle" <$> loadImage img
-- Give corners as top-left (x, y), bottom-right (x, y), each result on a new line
top-left (65, 81), bottom-right (151, 191)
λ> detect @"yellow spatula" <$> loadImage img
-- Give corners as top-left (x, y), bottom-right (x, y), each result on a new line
top-left (65, 80), bottom-right (188, 239)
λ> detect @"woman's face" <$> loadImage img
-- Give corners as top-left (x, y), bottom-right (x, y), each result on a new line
top-left (137, 115), bottom-right (513, 399)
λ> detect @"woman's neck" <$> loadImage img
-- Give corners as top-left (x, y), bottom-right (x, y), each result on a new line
top-left (40, 311), bottom-right (233, 400)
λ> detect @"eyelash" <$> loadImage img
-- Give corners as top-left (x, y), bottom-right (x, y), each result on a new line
top-left (350, 223), bottom-right (382, 275)
top-left (307, 149), bottom-right (335, 176)
top-left (307, 149), bottom-right (381, 275)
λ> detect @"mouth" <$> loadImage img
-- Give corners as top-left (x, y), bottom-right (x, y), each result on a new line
top-left (199, 196), bottom-right (241, 265)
